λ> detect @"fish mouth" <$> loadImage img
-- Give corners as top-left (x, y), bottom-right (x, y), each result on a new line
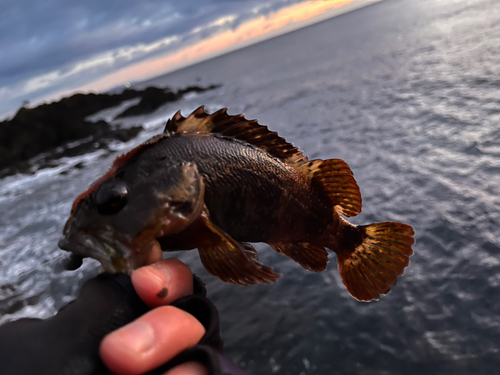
top-left (57, 199), bottom-right (205, 274)
top-left (58, 229), bottom-right (134, 274)
top-left (58, 164), bottom-right (206, 274)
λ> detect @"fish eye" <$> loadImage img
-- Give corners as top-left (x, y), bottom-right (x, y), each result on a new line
top-left (94, 180), bottom-right (129, 215)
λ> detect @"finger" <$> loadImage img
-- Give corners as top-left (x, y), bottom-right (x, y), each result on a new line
top-left (100, 306), bottom-right (206, 375)
top-left (164, 361), bottom-right (209, 375)
top-left (132, 258), bottom-right (193, 307)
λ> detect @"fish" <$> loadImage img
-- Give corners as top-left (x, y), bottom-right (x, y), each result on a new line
top-left (58, 106), bottom-right (415, 301)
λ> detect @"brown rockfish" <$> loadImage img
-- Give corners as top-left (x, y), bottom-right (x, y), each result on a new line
top-left (59, 106), bottom-right (415, 301)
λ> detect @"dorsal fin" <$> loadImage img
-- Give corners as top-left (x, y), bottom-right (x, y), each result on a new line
top-left (63, 133), bottom-right (170, 233)
top-left (164, 106), bottom-right (309, 167)
top-left (298, 159), bottom-right (362, 217)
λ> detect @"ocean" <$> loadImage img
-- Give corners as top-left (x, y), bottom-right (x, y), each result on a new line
top-left (1, 0), bottom-right (499, 373)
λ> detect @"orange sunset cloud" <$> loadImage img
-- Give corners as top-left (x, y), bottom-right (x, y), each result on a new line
top-left (79, 0), bottom-right (355, 92)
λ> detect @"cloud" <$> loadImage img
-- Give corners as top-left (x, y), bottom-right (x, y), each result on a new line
top-left (0, 0), bottom-right (276, 86)
top-left (78, 0), bottom-right (355, 93)
top-left (0, 0), bottom-right (362, 118)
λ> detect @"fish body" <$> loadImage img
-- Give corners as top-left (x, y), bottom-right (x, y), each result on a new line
top-left (59, 107), bottom-right (415, 301)
top-left (139, 133), bottom-right (334, 244)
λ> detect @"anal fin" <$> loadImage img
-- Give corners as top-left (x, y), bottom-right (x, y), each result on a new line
top-left (271, 242), bottom-right (329, 272)
top-left (196, 217), bottom-right (279, 286)
top-left (336, 222), bottom-right (415, 302)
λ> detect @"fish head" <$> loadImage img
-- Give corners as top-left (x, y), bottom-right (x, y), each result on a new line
top-left (58, 162), bottom-right (205, 274)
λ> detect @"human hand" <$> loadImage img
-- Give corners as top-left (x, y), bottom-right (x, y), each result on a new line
top-left (100, 243), bottom-right (209, 375)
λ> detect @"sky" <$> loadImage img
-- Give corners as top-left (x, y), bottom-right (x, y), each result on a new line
top-left (0, 0), bottom-right (376, 120)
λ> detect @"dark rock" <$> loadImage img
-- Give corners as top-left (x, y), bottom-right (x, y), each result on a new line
top-left (0, 107), bottom-right (113, 172)
top-left (0, 83), bottom-right (221, 178)
top-left (115, 84), bottom-right (221, 119)
top-left (40, 126), bottom-right (143, 170)
top-left (176, 84), bottom-right (221, 96)
top-left (73, 162), bottom-right (85, 169)
top-left (0, 291), bottom-right (42, 315)
top-left (0, 161), bottom-right (34, 178)
top-left (115, 87), bottom-right (178, 118)
top-left (112, 126), bottom-right (143, 142)
top-left (37, 160), bottom-right (61, 171)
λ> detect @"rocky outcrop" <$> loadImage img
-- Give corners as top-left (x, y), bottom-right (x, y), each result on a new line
top-left (0, 84), bottom-right (220, 178)
top-left (115, 84), bottom-right (220, 118)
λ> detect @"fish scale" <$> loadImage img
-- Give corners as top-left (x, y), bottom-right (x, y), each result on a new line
top-left (132, 133), bottom-right (331, 242)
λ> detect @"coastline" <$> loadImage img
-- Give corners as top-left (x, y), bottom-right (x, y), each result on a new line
top-left (0, 84), bottom-right (220, 178)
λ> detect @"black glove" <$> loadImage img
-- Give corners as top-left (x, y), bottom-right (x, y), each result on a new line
top-left (0, 272), bottom-right (246, 375)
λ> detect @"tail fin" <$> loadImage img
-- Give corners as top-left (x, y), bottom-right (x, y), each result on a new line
top-left (336, 222), bottom-right (414, 302)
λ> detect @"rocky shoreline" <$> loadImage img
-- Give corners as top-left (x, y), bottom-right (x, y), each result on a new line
top-left (0, 84), bottom-right (220, 178)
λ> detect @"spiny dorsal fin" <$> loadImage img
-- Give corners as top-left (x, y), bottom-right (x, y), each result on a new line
top-left (298, 159), bottom-right (362, 217)
top-left (164, 106), bottom-right (309, 167)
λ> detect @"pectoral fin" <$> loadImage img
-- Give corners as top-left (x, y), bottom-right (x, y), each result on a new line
top-left (196, 217), bottom-right (279, 286)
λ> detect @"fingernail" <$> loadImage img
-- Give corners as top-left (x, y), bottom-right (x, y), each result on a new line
top-left (146, 264), bottom-right (172, 286)
top-left (117, 321), bottom-right (155, 354)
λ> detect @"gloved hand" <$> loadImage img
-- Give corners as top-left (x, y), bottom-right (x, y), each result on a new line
top-left (0, 267), bottom-right (246, 375)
